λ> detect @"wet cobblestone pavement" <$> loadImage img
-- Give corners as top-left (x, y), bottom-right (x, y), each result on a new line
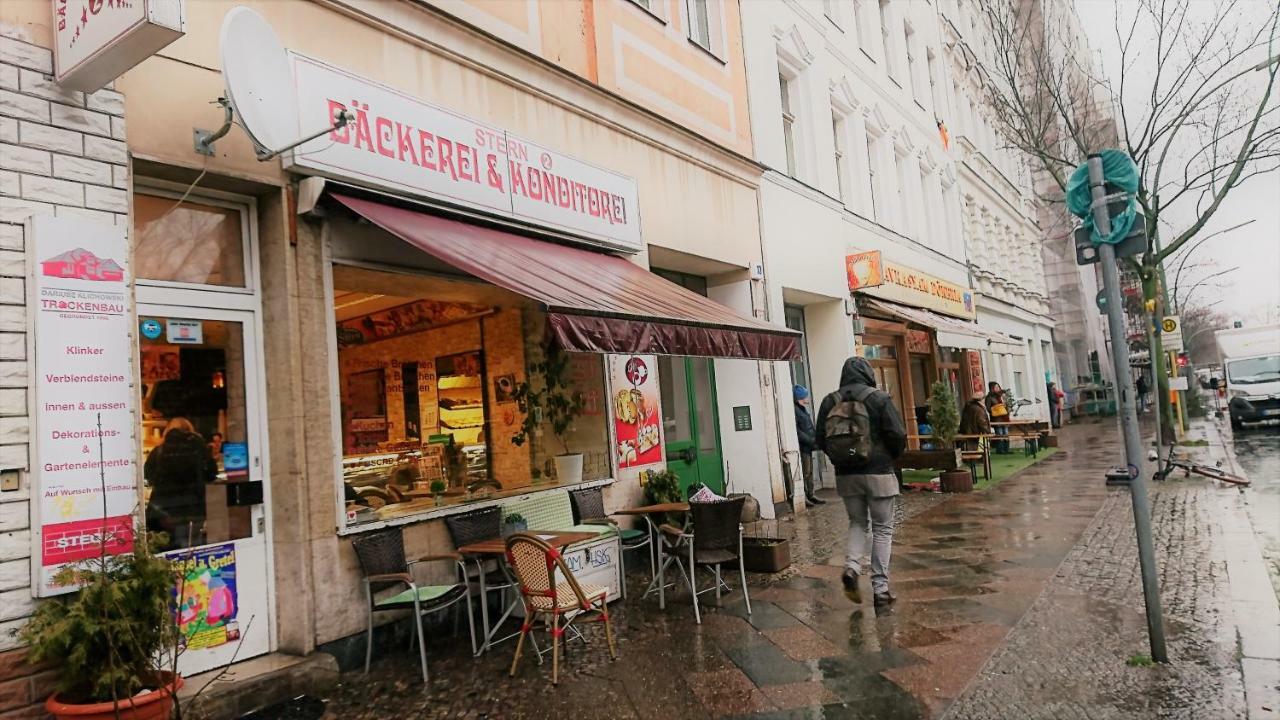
top-left (319, 420), bottom-right (1271, 719)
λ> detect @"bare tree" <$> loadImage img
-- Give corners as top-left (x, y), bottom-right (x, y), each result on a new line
top-left (967, 0), bottom-right (1280, 439)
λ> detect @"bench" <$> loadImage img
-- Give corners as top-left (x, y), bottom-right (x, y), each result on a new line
top-left (900, 434), bottom-right (992, 481)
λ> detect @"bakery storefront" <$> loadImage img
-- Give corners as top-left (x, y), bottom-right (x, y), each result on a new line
top-left (846, 252), bottom-right (1016, 433)
top-left (284, 56), bottom-right (795, 541)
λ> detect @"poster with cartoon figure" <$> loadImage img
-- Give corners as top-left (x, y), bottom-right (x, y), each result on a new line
top-left (172, 543), bottom-right (240, 651)
top-left (607, 355), bottom-right (664, 471)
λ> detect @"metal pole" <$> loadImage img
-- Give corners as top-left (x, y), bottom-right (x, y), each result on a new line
top-left (1088, 155), bottom-right (1168, 662)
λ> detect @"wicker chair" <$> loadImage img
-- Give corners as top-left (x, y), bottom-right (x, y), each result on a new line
top-left (569, 486), bottom-right (653, 599)
top-left (351, 527), bottom-right (475, 683)
top-left (504, 533), bottom-right (617, 685)
top-left (657, 497), bottom-right (752, 624)
top-left (445, 506), bottom-right (514, 655)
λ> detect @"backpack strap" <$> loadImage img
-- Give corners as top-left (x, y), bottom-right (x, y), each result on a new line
top-left (849, 385), bottom-right (876, 403)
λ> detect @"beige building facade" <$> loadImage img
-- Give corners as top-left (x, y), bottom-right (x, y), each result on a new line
top-left (0, 0), bottom-right (793, 711)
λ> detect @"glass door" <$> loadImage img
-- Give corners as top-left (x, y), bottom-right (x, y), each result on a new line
top-left (658, 356), bottom-right (725, 497)
top-left (138, 305), bottom-right (271, 674)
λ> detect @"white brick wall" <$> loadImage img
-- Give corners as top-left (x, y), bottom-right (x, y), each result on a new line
top-left (0, 34), bottom-right (128, 640)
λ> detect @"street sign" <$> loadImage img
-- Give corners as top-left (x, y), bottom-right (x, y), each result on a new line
top-left (1169, 376), bottom-right (1189, 391)
top-left (1161, 315), bottom-right (1184, 352)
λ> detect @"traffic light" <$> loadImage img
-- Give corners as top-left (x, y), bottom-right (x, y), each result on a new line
top-left (1176, 352), bottom-right (1189, 368)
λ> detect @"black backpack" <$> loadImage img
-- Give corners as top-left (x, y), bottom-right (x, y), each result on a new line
top-left (822, 386), bottom-right (876, 467)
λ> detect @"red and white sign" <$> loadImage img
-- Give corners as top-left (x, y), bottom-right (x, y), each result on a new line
top-left (28, 215), bottom-right (137, 596)
top-left (52, 0), bottom-right (184, 93)
top-left (286, 53), bottom-right (643, 254)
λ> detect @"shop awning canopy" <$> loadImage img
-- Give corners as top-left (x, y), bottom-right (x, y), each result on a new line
top-left (332, 194), bottom-right (799, 361)
top-left (862, 298), bottom-right (1022, 351)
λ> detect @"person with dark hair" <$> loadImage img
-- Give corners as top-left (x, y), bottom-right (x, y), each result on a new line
top-left (816, 357), bottom-right (907, 607)
top-left (985, 382), bottom-right (1010, 453)
top-left (145, 417), bottom-right (217, 550)
top-left (793, 385), bottom-right (825, 506)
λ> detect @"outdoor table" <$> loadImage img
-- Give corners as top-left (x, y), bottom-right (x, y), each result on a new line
top-left (456, 530), bottom-right (598, 654)
top-left (616, 503), bottom-right (690, 599)
top-left (991, 421), bottom-right (1042, 456)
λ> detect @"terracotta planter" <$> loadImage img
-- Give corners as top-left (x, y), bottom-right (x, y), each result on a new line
top-left (939, 469), bottom-right (974, 493)
top-left (46, 673), bottom-right (183, 720)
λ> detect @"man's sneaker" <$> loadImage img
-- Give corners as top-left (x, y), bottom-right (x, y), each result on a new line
top-left (873, 591), bottom-right (897, 607)
top-left (841, 570), bottom-right (862, 603)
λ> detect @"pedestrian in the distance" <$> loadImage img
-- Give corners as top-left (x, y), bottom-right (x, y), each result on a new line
top-left (985, 382), bottom-right (1010, 453)
top-left (1135, 374), bottom-right (1150, 412)
top-left (816, 357), bottom-right (907, 608)
top-left (1046, 381), bottom-right (1062, 428)
top-left (960, 391), bottom-right (992, 436)
top-left (793, 385), bottom-right (825, 506)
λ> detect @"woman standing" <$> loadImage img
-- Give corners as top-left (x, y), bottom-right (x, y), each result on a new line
top-left (144, 417), bottom-right (217, 550)
top-left (985, 382), bottom-right (1010, 453)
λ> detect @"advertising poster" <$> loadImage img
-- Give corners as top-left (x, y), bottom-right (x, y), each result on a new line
top-left (171, 543), bottom-right (240, 651)
top-left (30, 215), bottom-right (137, 596)
top-left (967, 351), bottom-right (986, 398)
top-left (607, 355), bottom-right (663, 471)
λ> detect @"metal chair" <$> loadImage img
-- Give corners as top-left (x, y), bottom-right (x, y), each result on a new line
top-left (445, 506), bottom-right (515, 655)
top-left (504, 533), bottom-right (617, 685)
top-left (569, 486), bottom-right (653, 599)
top-left (658, 496), bottom-right (752, 624)
top-left (350, 527), bottom-right (475, 683)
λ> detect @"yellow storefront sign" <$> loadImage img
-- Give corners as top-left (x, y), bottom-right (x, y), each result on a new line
top-left (845, 251), bottom-right (975, 320)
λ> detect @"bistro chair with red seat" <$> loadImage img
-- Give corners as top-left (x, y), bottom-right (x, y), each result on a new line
top-left (504, 532), bottom-right (618, 685)
top-left (657, 496), bottom-right (752, 624)
top-left (350, 527), bottom-right (476, 683)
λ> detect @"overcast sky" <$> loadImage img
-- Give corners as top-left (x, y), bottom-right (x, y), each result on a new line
top-left (1074, 0), bottom-right (1280, 326)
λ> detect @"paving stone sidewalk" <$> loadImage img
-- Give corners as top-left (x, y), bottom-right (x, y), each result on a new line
top-left (320, 422), bottom-right (1118, 719)
top-left (946, 418), bottom-right (1280, 720)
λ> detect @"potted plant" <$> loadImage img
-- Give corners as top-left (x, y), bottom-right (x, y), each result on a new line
top-left (502, 513), bottom-right (528, 536)
top-left (643, 468), bottom-right (684, 525)
top-left (511, 345), bottom-right (586, 484)
top-left (928, 381), bottom-right (973, 493)
top-left (430, 479), bottom-right (448, 505)
top-left (23, 533), bottom-right (182, 720)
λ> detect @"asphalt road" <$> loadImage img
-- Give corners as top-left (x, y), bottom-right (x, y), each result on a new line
top-left (1233, 423), bottom-right (1280, 597)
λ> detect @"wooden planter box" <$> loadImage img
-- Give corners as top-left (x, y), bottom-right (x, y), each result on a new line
top-left (898, 448), bottom-right (962, 471)
top-left (742, 537), bottom-right (791, 573)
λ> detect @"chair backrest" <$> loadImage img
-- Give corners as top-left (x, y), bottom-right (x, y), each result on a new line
top-left (445, 506), bottom-right (501, 549)
top-left (351, 528), bottom-right (409, 593)
top-left (690, 497), bottom-right (746, 553)
top-left (568, 487), bottom-right (606, 524)
top-left (501, 491), bottom-right (574, 530)
top-left (504, 533), bottom-right (593, 612)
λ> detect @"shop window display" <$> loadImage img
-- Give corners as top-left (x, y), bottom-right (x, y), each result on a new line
top-left (332, 265), bottom-right (610, 530)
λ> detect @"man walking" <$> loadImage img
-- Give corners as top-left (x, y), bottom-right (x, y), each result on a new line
top-left (1135, 374), bottom-right (1150, 413)
top-left (816, 357), bottom-right (907, 607)
top-left (793, 385), bottom-right (826, 506)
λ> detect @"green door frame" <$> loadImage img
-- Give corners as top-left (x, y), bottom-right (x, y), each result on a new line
top-left (662, 356), bottom-right (725, 498)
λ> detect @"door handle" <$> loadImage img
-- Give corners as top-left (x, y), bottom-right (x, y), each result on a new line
top-left (679, 448), bottom-right (697, 464)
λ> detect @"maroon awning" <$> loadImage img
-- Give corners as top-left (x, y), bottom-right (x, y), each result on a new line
top-left (332, 195), bottom-right (799, 360)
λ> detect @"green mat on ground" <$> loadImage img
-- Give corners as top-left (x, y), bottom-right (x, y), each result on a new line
top-left (901, 447), bottom-right (1060, 491)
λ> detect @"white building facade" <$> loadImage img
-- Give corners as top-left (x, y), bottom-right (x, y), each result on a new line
top-left (742, 0), bottom-right (978, 501)
top-left (940, 2), bottom-right (1058, 419)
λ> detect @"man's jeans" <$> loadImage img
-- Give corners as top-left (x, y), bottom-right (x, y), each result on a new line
top-left (801, 451), bottom-right (816, 498)
top-left (840, 480), bottom-right (897, 595)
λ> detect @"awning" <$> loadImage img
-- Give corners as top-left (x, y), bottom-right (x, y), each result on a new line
top-left (332, 195), bottom-right (799, 360)
top-left (862, 298), bottom-right (1021, 351)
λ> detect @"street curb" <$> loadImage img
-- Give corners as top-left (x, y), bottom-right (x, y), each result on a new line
top-left (1205, 419), bottom-right (1280, 720)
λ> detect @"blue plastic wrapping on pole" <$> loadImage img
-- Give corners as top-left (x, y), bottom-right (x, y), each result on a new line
top-left (1067, 148), bottom-right (1139, 245)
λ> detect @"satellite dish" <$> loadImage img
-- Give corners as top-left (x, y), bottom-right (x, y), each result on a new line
top-left (220, 7), bottom-right (298, 155)
top-left (195, 6), bottom-right (348, 160)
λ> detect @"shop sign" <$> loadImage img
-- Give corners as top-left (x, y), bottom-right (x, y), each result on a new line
top-left (28, 215), bottom-right (137, 596)
top-left (906, 330), bottom-right (932, 354)
top-left (847, 253), bottom-right (975, 320)
top-left (287, 53), bottom-right (643, 254)
top-left (607, 355), bottom-right (664, 471)
top-left (966, 351), bottom-right (985, 399)
top-left (52, 0), bottom-right (185, 92)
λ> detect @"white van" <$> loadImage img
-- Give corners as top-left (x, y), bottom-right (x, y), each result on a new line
top-left (1216, 324), bottom-right (1280, 430)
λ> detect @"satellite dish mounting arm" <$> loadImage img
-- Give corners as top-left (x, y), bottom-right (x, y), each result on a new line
top-left (194, 99), bottom-right (352, 161)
